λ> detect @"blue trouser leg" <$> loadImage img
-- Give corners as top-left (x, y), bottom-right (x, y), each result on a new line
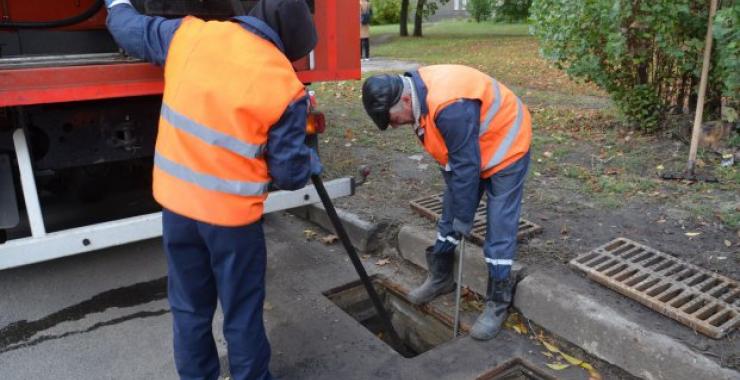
top-left (433, 171), bottom-right (485, 254)
top-left (163, 209), bottom-right (220, 380)
top-left (483, 153), bottom-right (530, 280)
top-left (163, 209), bottom-right (273, 380)
top-left (200, 220), bottom-right (272, 380)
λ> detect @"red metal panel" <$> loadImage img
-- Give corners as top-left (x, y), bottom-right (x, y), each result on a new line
top-left (0, 64), bottom-right (163, 106)
top-left (0, 0), bottom-right (360, 106)
top-left (0, 0), bottom-right (107, 30)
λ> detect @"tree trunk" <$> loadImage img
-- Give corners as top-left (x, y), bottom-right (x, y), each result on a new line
top-left (400, 0), bottom-right (409, 36)
top-left (413, 0), bottom-right (426, 37)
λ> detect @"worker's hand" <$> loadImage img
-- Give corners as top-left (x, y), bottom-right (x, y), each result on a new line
top-left (105, 0), bottom-right (131, 9)
top-left (309, 148), bottom-right (323, 176)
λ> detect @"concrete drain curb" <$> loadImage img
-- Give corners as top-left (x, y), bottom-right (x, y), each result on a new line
top-left (515, 270), bottom-right (739, 380)
top-left (396, 225), bottom-right (525, 297)
top-left (291, 204), bottom-right (387, 253)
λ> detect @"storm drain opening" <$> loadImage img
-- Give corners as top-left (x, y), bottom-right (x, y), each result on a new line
top-left (410, 193), bottom-right (543, 246)
top-left (476, 359), bottom-right (558, 380)
top-left (570, 237), bottom-right (739, 339)
top-left (324, 277), bottom-right (457, 358)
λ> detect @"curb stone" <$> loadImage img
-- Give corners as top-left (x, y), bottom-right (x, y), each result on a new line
top-left (291, 204), bottom-right (386, 253)
top-left (515, 270), bottom-right (739, 380)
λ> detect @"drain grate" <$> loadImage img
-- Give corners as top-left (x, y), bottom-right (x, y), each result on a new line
top-left (570, 238), bottom-right (739, 339)
top-left (409, 193), bottom-right (542, 246)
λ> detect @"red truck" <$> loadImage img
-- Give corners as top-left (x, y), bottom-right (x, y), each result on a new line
top-left (0, 0), bottom-right (360, 269)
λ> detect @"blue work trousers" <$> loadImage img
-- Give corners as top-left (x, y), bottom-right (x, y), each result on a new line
top-left (163, 209), bottom-right (272, 380)
top-left (435, 152), bottom-right (530, 280)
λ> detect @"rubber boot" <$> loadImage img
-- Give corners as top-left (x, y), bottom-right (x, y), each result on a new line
top-left (470, 277), bottom-right (514, 341)
top-left (407, 246), bottom-right (455, 305)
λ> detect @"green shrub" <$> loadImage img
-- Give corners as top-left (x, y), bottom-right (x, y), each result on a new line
top-left (371, 0), bottom-right (401, 25)
top-left (531, 0), bottom-right (738, 131)
top-left (713, 3), bottom-right (739, 122)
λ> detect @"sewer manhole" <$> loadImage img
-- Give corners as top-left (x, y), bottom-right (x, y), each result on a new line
top-left (324, 277), bottom-right (457, 358)
top-left (476, 359), bottom-right (557, 380)
top-left (570, 237), bottom-right (739, 338)
top-left (410, 193), bottom-right (542, 246)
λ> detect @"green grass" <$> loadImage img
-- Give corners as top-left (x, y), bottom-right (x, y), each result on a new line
top-left (371, 21), bottom-right (529, 38)
top-left (317, 20), bottom-right (738, 228)
top-left (370, 21), bottom-right (602, 97)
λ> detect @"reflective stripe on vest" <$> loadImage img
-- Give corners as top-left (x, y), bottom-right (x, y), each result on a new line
top-left (160, 103), bottom-right (264, 159)
top-left (483, 97), bottom-right (524, 171)
top-left (154, 152), bottom-right (268, 196)
top-left (479, 79), bottom-right (502, 136)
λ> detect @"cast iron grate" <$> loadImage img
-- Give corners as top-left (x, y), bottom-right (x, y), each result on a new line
top-left (570, 237), bottom-right (739, 339)
top-left (409, 193), bottom-right (542, 246)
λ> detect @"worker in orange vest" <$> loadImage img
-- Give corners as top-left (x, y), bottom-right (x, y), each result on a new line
top-left (105, 0), bottom-right (320, 379)
top-left (362, 65), bottom-right (531, 341)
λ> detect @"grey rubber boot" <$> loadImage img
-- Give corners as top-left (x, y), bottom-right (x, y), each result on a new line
top-left (470, 277), bottom-right (514, 341)
top-left (407, 246), bottom-right (455, 305)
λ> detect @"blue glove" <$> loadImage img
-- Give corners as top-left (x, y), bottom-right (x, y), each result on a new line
top-left (105, 0), bottom-right (131, 8)
top-left (309, 148), bottom-right (323, 176)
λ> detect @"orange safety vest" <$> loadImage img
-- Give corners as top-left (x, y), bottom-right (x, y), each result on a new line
top-left (153, 17), bottom-right (307, 226)
top-left (417, 65), bottom-right (531, 178)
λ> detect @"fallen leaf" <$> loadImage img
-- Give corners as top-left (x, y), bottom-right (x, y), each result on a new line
top-left (656, 164), bottom-right (664, 171)
top-left (560, 352), bottom-right (584, 366)
top-left (541, 351), bottom-right (554, 358)
top-left (321, 234), bottom-right (339, 245)
top-left (546, 363), bottom-right (570, 370)
top-left (303, 229), bottom-right (318, 240)
top-left (542, 340), bottom-right (560, 353)
top-left (376, 258), bottom-right (391, 266)
top-left (580, 362), bottom-right (594, 370)
top-left (684, 232), bottom-right (701, 237)
top-left (724, 240), bottom-right (732, 247)
top-left (586, 365), bottom-right (603, 380)
top-left (543, 151), bottom-right (553, 158)
top-left (263, 302), bottom-right (274, 311)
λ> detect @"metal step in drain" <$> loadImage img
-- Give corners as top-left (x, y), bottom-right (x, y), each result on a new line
top-left (409, 193), bottom-right (542, 246)
top-left (570, 237), bottom-right (739, 339)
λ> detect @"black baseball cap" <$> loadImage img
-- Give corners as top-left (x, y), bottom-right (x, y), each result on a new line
top-left (362, 74), bottom-right (404, 130)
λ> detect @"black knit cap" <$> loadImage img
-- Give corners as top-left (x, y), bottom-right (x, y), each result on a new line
top-left (249, 0), bottom-right (318, 61)
top-left (362, 74), bottom-right (404, 130)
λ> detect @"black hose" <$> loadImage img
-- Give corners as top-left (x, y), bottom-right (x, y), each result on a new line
top-left (0, 0), bottom-right (104, 29)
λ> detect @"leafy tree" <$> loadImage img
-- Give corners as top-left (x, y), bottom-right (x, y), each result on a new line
top-left (413, 0), bottom-right (451, 36)
top-left (468, 0), bottom-right (494, 22)
top-left (494, 0), bottom-right (532, 22)
top-left (401, 0), bottom-right (410, 36)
